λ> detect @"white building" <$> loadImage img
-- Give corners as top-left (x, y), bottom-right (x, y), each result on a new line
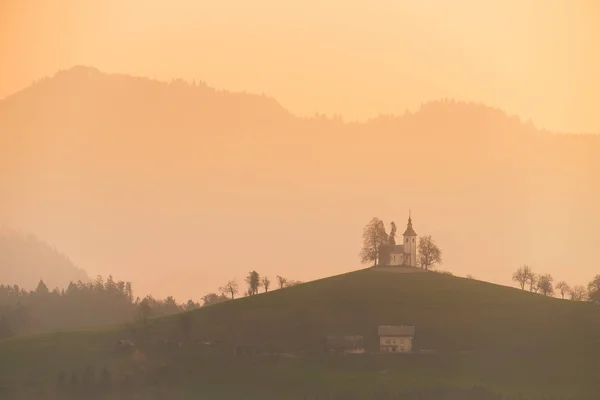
top-left (378, 214), bottom-right (418, 267)
top-left (378, 325), bottom-right (415, 353)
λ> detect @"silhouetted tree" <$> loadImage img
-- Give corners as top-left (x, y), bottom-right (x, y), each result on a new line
top-left (417, 235), bottom-right (442, 270)
top-left (245, 271), bottom-right (261, 295)
top-left (219, 279), bottom-right (239, 299)
top-left (360, 217), bottom-right (388, 266)
top-left (138, 297), bottom-right (152, 326)
top-left (555, 281), bottom-right (570, 299)
top-left (34, 280), bottom-right (49, 295)
top-left (570, 285), bottom-right (587, 301)
top-left (537, 274), bottom-right (554, 296)
top-left (388, 221), bottom-right (397, 245)
top-left (587, 275), bottom-right (600, 304)
top-left (276, 275), bottom-right (288, 289)
top-left (261, 276), bottom-right (271, 292)
top-left (526, 269), bottom-right (538, 292)
top-left (201, 293), bottom-right (229, 307)
top-left (512, 265), bottom-right (532, 290)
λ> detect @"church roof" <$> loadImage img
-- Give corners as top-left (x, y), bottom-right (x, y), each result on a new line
top-left (388, 244), bottom-right (404, 254)
top-left (403, 216), bottom-right (417, 236)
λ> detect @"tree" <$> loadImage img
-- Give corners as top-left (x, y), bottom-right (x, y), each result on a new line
top-left (417, 235), bottom-right (442, 270)
top-left (201, 293), bottom-right (229, 307)
top-left (587, 275), bottom-right (600, 304)
top-left (570, 285), bottom-right (587, 301)
top-left (555, 281), bottom-right (570, 299)
top-left (359, 217), bottom-right (388, 266)
top-left (138, 297), bottom-right (152, 325)
top-left (261, 276), bottom-right (271, 292)
top-left (219, 279), bottom-right (239, 299)
top-left (388, 222), bottom-right (397, 245)
top-left (185, 299), bottom-right (200, 310)
top-left (536, 274), bottom-right (554, 296)
top-left (526, 269), bottom-right (537, 292)
top-left (34, 280), bottom-right (49, 295)
top-left (276, 275), bottom-right (288, 289)
top-left (245, 271), bottom-right (260, 295)
top-left (512, 265), bottom-right (532, 290)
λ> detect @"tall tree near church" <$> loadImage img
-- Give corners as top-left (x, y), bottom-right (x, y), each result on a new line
top-left (388, 222), bottom-right (397, 245)
top-left (245, 271), bottom-right (261, 295)
top-left (417, 235), bottom-right (442, 270)
top-left (359, 218), bottom-right (388, 266)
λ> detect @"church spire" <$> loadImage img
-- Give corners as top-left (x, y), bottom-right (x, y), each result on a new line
top-left (403, 211), bottom-right (417, 236)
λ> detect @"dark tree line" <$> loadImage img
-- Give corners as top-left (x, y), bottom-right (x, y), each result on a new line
top-left (512, 265), bottom-right (599, 302)
top-left (0, 275), bottom-right (199, 339)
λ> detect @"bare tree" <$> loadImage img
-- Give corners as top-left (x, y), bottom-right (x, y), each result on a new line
top-left (512, 265), bottom-right (531, 290)
top-left (525, 268), bottom-right (537, 292)
top-left (537, 274), bottom-right (554, 296)
top-left (417, 235), bottom-right (442, 270)
top-left (219, 279), bottom-right (239, 299)
top-left (466, 274), bottom-right (475, 280)
top-left (261, 276), bottom-right (271, 292)
top-left (555, 281), bottom-right (570, 299)
top-left (570, 285), bottom-right (587, 301)
top-left (359, 217), bottom-right (388, 266)
top-left (587, 275), bottom-right (600, 305)
top-left (276, 275), bottom-right (288, 289)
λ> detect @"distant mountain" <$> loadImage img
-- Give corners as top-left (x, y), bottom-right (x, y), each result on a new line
top-left (0, 227), bottom-right (88, 290)
top-left (0, 66), bottom-right (598, 298)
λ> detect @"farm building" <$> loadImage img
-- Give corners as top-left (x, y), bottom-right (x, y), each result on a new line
top-left (378, 325), bottom-right (415, 353)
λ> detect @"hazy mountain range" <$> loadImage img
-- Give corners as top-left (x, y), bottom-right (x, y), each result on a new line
top-left (0, 66), bottom-right (598, 298)
top-left (0, 227), bottom-right (88, 290)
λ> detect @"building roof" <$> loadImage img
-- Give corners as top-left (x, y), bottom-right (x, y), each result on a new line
top-left (403, 216), bottom-right (417, 236)
top-left (378, 325), bottom-right (415, 337)
top-left (388, 244), bottom-right (405, 254)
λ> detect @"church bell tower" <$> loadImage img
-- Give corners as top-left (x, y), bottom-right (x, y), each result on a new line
top-left (403, 212), bottom-right (418, 267)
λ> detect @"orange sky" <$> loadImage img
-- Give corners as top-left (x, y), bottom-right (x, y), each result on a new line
top-left (1, 0), bottom-right (599, 133)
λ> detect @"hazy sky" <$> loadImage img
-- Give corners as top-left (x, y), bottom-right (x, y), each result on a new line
top-left (1, 0), bottom-right (599, 133)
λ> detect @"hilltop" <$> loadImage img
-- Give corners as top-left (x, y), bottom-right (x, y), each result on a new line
top-left (0, 66), bottom-right (599, 298)
top-left (1, 268), bottom-right (598, 399)
top-left (0, 228), bottom-right (88, 290)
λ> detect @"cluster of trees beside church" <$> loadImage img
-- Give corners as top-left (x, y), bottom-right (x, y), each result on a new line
top-left (512, 265), bottom-right (600, 303)
top-left (359, 217), bottom-right (442, 269)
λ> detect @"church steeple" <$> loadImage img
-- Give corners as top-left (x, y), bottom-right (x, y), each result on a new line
top-left (402, 211), bottom-right (418, 267)
top-left (403, 212), bottom-right (417, 237)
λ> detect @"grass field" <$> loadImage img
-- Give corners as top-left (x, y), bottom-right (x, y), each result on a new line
top-left (1, 267), bottom-right (599, 399)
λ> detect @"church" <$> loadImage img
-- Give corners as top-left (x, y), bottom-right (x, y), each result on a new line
top-left (378, 214), bottom-right (418, 267)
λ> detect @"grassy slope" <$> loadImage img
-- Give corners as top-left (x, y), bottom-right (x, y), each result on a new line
top-left (1, 268), bottom-right (599, 398)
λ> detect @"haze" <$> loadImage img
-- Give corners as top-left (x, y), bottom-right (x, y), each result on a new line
top-left (2, 0), bottom-right (600, 133)
top-left (0, 0), bottom-right (599, 302)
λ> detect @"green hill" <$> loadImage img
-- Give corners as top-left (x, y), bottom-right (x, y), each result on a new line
top-left (1, 268), bottom-right (598, 399)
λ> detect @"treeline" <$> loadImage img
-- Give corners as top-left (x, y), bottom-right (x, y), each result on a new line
top-left (0, 276), bottom-right (199, 339)
top-left (512, 265), bottom-right (600, 302)
top-left (0, 270), bottom-right (304, 339)
top-left (202, 271), bottom-right (302, 306)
